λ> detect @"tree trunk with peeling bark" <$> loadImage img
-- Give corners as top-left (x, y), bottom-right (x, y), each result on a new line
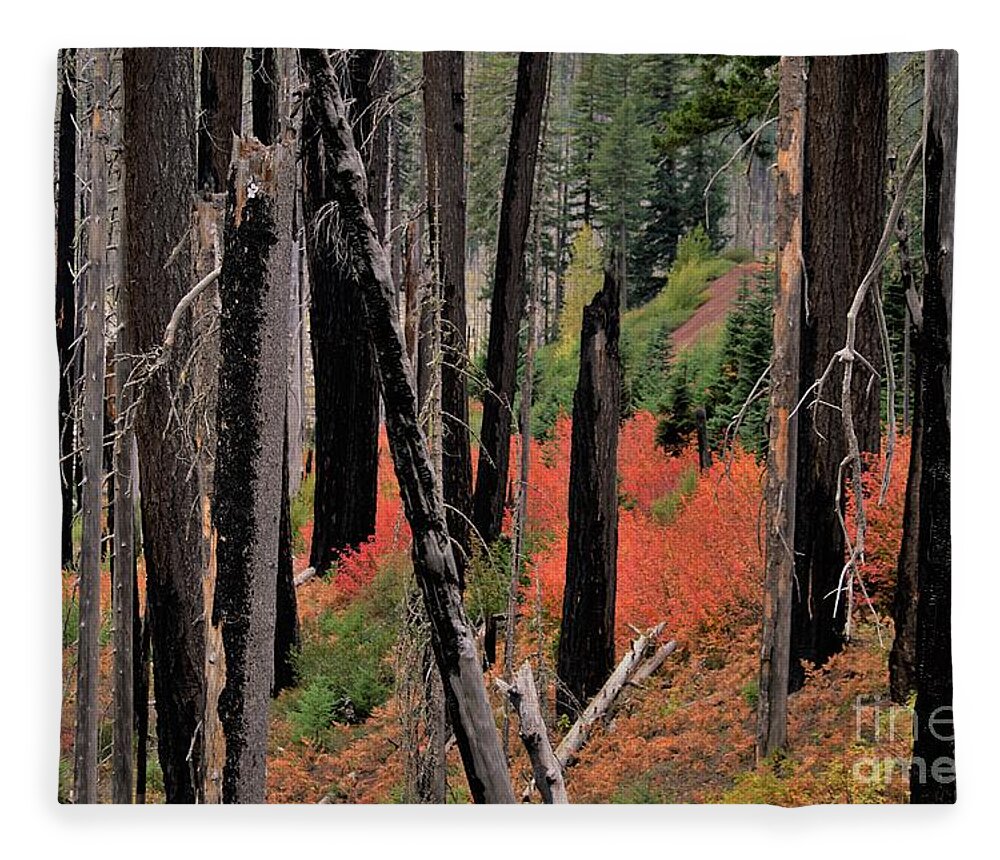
top-left (757, 56), bottom-right (806, 762)
top-left (473, 52), bottom-right (549, 548)
top-left (300, 48), bottom-right (515, 804)
top-left (556, 268), bottom-right (621, 719)
top-left (910, 49), bottom-right (956, 805)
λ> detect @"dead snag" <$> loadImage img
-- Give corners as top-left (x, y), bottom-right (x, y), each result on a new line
top-left (556, 267), bottom-right (622, 718)
top-left (211, 135), bottom-right (293, 803)
top-left (299, 48), bottom-right (515, 804)
top-left (756, 56), bottom-right (806, 762)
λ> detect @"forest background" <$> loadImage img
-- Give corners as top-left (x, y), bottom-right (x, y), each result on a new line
top-left (2, 1), bottom-right (997, 858)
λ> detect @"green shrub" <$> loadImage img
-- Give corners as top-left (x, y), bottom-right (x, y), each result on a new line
top-left (650, 466), bottom-right (699, 525)
top-left (281, 562), bottom-right (405, 747)
top-left (290, 471), bottom-right (316, 555)
top-left (721, 246), bottom-right (754, 264)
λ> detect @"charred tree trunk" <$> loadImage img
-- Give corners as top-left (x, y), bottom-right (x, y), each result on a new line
top-left (423, 51), bottom-right (472, 584)
top-left (472, 52), bottom-right (549, 547)
top-left (56, 49), bottom-right (77, 569)
top-left (556, 268), bottom-right (621, 719)
top-left (300, 49), bottom-right (515, 803)
top-left (123, 47), bottom-right (205, 803)
top-left (74, 49), bottom-right (110, 804)
top-left (273, 410), bottom-right (300, 695)
top-left (212, 136), bottom-right (293, 803)
top-left (789, 55), bottom-right (887, 692)
top-left (756, 57), bottom-right (806, 762)
top-left (198, 48), bottom-right (244, 193)
top-left (910, 50), bottom-right (956, 805)
top-left (302, 51), bottom-right (385, 574)
top-left (889, 179), bottom-right (923, 704)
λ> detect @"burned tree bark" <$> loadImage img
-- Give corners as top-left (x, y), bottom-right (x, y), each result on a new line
top-left (473, 52), bottom-right (549, 547)
top-left (198, 48), bottom-right (244, 192)
top-left (74, 48), bottom-right (110, 804)
top-left (424, 51), bottom-right (473, 583)
top-left (56, 49), bottom-right (77, 570)
top-left (302, 51), bottom-right (385, 575)
top-left (790, 54), bottom-right (887, 692)
top-left (273, 411), bottom-right (300, 695)
top-left (300, 48), bottom-right (515, 803)
top-left (212, 136), bottom-right (293, 803)
top-left (556, 268), bottom-right (621, 718)
top-left (910, 50), bottom-right (956, 805)
top-left (756, 56), bottom-right (806, 762)
top-left (123, 47), bottom-right (205, 803)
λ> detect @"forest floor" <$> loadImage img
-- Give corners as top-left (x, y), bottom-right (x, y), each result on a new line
top-left (265, 417), bottom-right (912, 805)
top-left (670, 261), bottom-right (763, 350)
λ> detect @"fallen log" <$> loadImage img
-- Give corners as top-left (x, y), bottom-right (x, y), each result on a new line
top-left (628, 640), bottom-right (679, 688)
top-left (521, 621), bottom-right (673, 801)
top-left (497, 662), bottom-right (569, 804)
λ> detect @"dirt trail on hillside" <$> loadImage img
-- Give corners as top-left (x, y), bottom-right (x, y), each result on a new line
top-left (671, 262), bottom-right (763, 350)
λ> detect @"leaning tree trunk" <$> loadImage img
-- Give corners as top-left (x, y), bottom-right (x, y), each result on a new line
top-left (300, 49), bottom-right (515, 804)
top-left (55, 48), bottom-right (77, 569)
top-left (212, 136), bottom-right (293, 803)
top-left (302, 50), bottom-right (386, 575)
top-left (556, 268), bottom-right (621, 718)
top-left (756, 56), bottom-right (806, 762)
top-left (73, 48), bottom-right (110, 804)
top-left (789, 54), bottom-right (887, 692)
top-left (123, 47), bottom-right (206, 804)
top-left (472, 52), bottom-right (549, 548)
top-left (423, 51), bottom-right (473, 584)
top-left (910, 49), bottom-right (956, 805)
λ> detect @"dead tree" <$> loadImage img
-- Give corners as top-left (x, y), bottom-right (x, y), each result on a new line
top-left (303, 51), bottom-right (385, 575)
top-left (300, 48), bottom-right (515, 804)
top-left (910, 49), bottom-right (956, 805)
top-left (756, 56), bottom-right (806, 762)
top-left (56, 49), bottom-right (77, 569)
top-left (790, 55), bottom-right (887, 691)
top-left (423, 51), bottom-right (473, 584)
top-left (211, 136), bottom-right (294, 803)
top-left (73, 48), bottom-right (110, 804)
top-left (473, 52), bottom-right (550, 548)
top-left (556, 267), bottom-right (622, 718)
top-left (198, 48), bottom-right (244, 193)
top-left (497, 662), bottom-right (568, 803)
top-left (123, 47), bottom-right (206, 804)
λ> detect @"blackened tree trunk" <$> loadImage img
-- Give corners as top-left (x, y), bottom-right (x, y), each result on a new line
top-left (198, 48), bottom-right (244, 192)
top-left (423, 51), bottom-right (472, 583)
top-left (74, 48), bottom-right (110, 804)
top-left (556, 268), bottom-right (621, 719)
top-left (473, 52), bottom-right (549, 548)
top-left (910, 50), bottom-right (956, 805)
top-left (56, 49), bottom-right (77, 569)
top-left (890, 334), bottom-right (923, 703)
top-left (273, 410), bottom-right (299, 695)
top-left (212, 136), bottom-right (293, 803)
top-left (756, 57), bottom-right (806, 762)
top-left (300, 49), bottom-right (515, 803)
top-left (789, 54), bottom-right (887, 692)
top-left (123, 47), bottom-right (205, 803)
top-left (303, 50), bottom-right (385, 575)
